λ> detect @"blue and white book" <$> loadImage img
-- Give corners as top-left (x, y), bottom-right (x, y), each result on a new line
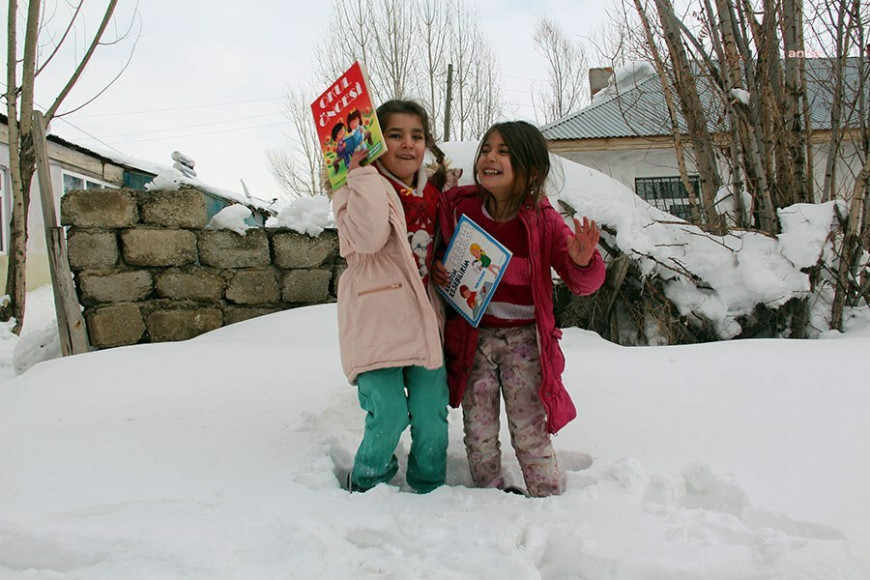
top-left (437, 215), bottom-right (512, 327)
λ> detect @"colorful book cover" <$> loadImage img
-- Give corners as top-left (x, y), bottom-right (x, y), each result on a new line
top-left (437, 215), bottom-right (512, 327)
top-left (311, 61), bottom-right (386, 191)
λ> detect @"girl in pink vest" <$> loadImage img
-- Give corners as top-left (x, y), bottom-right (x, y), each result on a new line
top-left (434, 121), bottom-right (605, 497)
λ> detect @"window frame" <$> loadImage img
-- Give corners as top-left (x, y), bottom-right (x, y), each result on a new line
top-left (61, 169), bottom-right (117, 194)
top-left (634, 175), bottom-right (700, 221)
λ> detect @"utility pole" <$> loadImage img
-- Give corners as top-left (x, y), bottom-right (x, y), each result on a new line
top-left (444, 63), bottom-right (454, 141)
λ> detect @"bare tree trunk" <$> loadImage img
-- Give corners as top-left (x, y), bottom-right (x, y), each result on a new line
top-left (738, 0), bottom-right (779, 231)
top-left (832, 156), bottom-right (870, 329)
top-left (653, 0), bottom-right (725, 231)
top-left (822, 46), bottom-right (847, 202)
top-left (3, 0), bottom-right (40, 332)
top-left (781, 0), bottom-right (811, 205)
top-left (708, 0), bottom-right (750, 226)
top-left (4, 0), bottom-right (129, 333)
top-left (633, 0), bottom-right (702, 223)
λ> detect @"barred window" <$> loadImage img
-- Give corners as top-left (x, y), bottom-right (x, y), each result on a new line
top-left (635, 176), bottom-right (700, 221)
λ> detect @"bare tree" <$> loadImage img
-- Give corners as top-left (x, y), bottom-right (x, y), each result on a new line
top-left (619, 0), bottom-right (869, 332)
top-left (276, 0), bottom-right (503, 190)
top-left (533, 17), bottom-right (589, 124)
top-left (267, 89), bottom-right (325, 198)
top-left (315, 0), bottom-right (417, 104)
top-left (416, 0), bottom-right (451, 138)
top-left (593, 0), bottom-right (653, 68)
top-left (650, 0), bottom-right (726, 231)
top-left (802, 0), bottom-right (870, 329)
top-left (446, 0), bottom-right (503, 141)
top-left (3, 0), bottom-right (138, 333)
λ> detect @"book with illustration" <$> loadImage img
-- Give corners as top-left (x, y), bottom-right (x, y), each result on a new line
top-left (437, 215), bottom-right (512, 327)
top-left (311, 61), bottom-right (386, 190)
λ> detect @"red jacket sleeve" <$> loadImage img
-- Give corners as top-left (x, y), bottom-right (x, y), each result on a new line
top-left (543, 202), bottom-right (606, 296)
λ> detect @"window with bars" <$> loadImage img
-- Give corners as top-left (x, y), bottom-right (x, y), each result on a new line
top-left (635, 175), bottom-right (700, 221)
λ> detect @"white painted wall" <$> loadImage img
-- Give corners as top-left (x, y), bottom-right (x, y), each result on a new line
top-left (556, 140), bottom-right (864, 204)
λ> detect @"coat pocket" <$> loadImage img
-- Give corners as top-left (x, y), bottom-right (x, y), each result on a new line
top-left (353, 280), bottom-right (418, 352)
top-left (358, 281), bottom-right (403, 296)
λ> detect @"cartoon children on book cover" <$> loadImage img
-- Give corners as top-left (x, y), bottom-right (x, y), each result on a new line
top-left (311, 61), bottom-right (385, 190)
top-left (438, 216), bottom-right (512, 327)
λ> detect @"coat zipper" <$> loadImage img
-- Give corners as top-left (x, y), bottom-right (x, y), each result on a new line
top-left (358, 282), bottom-right (402, 296)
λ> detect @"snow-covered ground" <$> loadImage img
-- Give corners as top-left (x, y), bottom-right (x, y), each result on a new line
top-left (0, 290), bottom-right (868, 579)
top-left (1, 144), bottom-right (867, 578)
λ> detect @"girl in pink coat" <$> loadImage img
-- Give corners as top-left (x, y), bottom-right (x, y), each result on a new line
top-left (333, 100), bottom-right (449, 494)
top-left (433, 121), bottom-right (605, 497)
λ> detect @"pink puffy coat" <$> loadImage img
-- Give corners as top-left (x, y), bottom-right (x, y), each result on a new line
top-left (439, 185), bottom-right (605, 433)
top-left (333, 166), bottom-right (444, 384)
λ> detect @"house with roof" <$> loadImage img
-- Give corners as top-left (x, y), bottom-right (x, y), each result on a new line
top-left (541, 59), bottom-right (866, 220)
top-left (0, 113), bottom-right (277, 290)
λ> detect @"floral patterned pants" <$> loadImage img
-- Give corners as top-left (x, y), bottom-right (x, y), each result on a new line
top-left (462, 325), bottom-right (560, 497)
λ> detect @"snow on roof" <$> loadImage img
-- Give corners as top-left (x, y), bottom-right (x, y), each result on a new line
top-left (541, 58), bottom-right (866, 141)
top-left (39, 125), bottom-right (280, 214)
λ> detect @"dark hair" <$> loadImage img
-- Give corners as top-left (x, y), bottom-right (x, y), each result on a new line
top-left (474, 121), bottom-right (551, 214)
top-left (331, 121), bottom-right (345, 141)
top-left (347, 108), bottom-right (362, 127)
top-left (376, 99), bottom-right (447, 190)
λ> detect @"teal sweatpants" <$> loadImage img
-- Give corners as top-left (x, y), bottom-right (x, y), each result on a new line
top-left (351, 365), bottom-right (448, 493)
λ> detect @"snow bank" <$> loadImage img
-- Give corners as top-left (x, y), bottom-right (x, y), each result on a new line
top-left (0, 305), bottom-right (867, 578)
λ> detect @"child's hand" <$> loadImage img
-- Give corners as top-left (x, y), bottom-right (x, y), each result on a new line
top-left (444, 168), bottom-right (463, 190)
top-left (347, 149), bottom-right (368, 172)
top-left (567, 216), bottom-right (600, 267)
top-left (431, 260), bottom-right (450, 287)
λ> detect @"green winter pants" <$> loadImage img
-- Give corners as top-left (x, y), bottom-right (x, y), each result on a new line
top-left (351, 365), bottom-right (448, 494)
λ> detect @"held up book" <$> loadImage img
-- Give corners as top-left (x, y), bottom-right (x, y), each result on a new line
top-left (311, 61), bottom-right (386, 190)
top-left (437, 215), bottom-right (512, 327)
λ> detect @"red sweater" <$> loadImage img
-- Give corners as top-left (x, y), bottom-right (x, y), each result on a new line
top-left (375, 163), bottom-right (440, 286)
top-left (462, 201), bottom-right (534, 327)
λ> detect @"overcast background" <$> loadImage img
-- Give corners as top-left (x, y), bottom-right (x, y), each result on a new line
top-left (3, 0), bottom-right (613, 201)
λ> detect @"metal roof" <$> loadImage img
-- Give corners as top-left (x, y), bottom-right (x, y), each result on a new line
top-left (541, 58), bottom-right (868, 141)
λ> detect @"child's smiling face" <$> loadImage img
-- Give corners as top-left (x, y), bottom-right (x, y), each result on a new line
top-left (476, 130), bottom-right (515, 202)
top-left (380, 113), bottom-right (426, 186)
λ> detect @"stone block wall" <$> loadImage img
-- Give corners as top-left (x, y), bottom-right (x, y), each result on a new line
top-left (61, 187), bottom-right (344, 349)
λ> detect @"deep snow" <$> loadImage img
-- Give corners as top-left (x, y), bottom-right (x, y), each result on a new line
top-left (0, 296), bottom-right (868, 578)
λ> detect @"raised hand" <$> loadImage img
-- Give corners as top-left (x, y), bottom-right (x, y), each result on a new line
top-left (347, 148), bottom-right (368, 173)
top-left (444, 168), bottom-right (463, 190)
top-left (567, 216), bottom-right (600, 267)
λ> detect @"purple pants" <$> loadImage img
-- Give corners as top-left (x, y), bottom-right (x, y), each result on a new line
top-left (462, 325), bottom-right (560, 497)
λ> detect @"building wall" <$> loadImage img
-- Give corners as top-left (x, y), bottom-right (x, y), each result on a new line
top-left (551, 136), bottom-right (865, 205)
top-left (556, 146), bottom-right (694, 193)
top-left (0, 135), bottom-right (129, 291)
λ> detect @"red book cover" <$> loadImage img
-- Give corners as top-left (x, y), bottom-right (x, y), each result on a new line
top-left (310, 61), bottom-right (385, 190)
